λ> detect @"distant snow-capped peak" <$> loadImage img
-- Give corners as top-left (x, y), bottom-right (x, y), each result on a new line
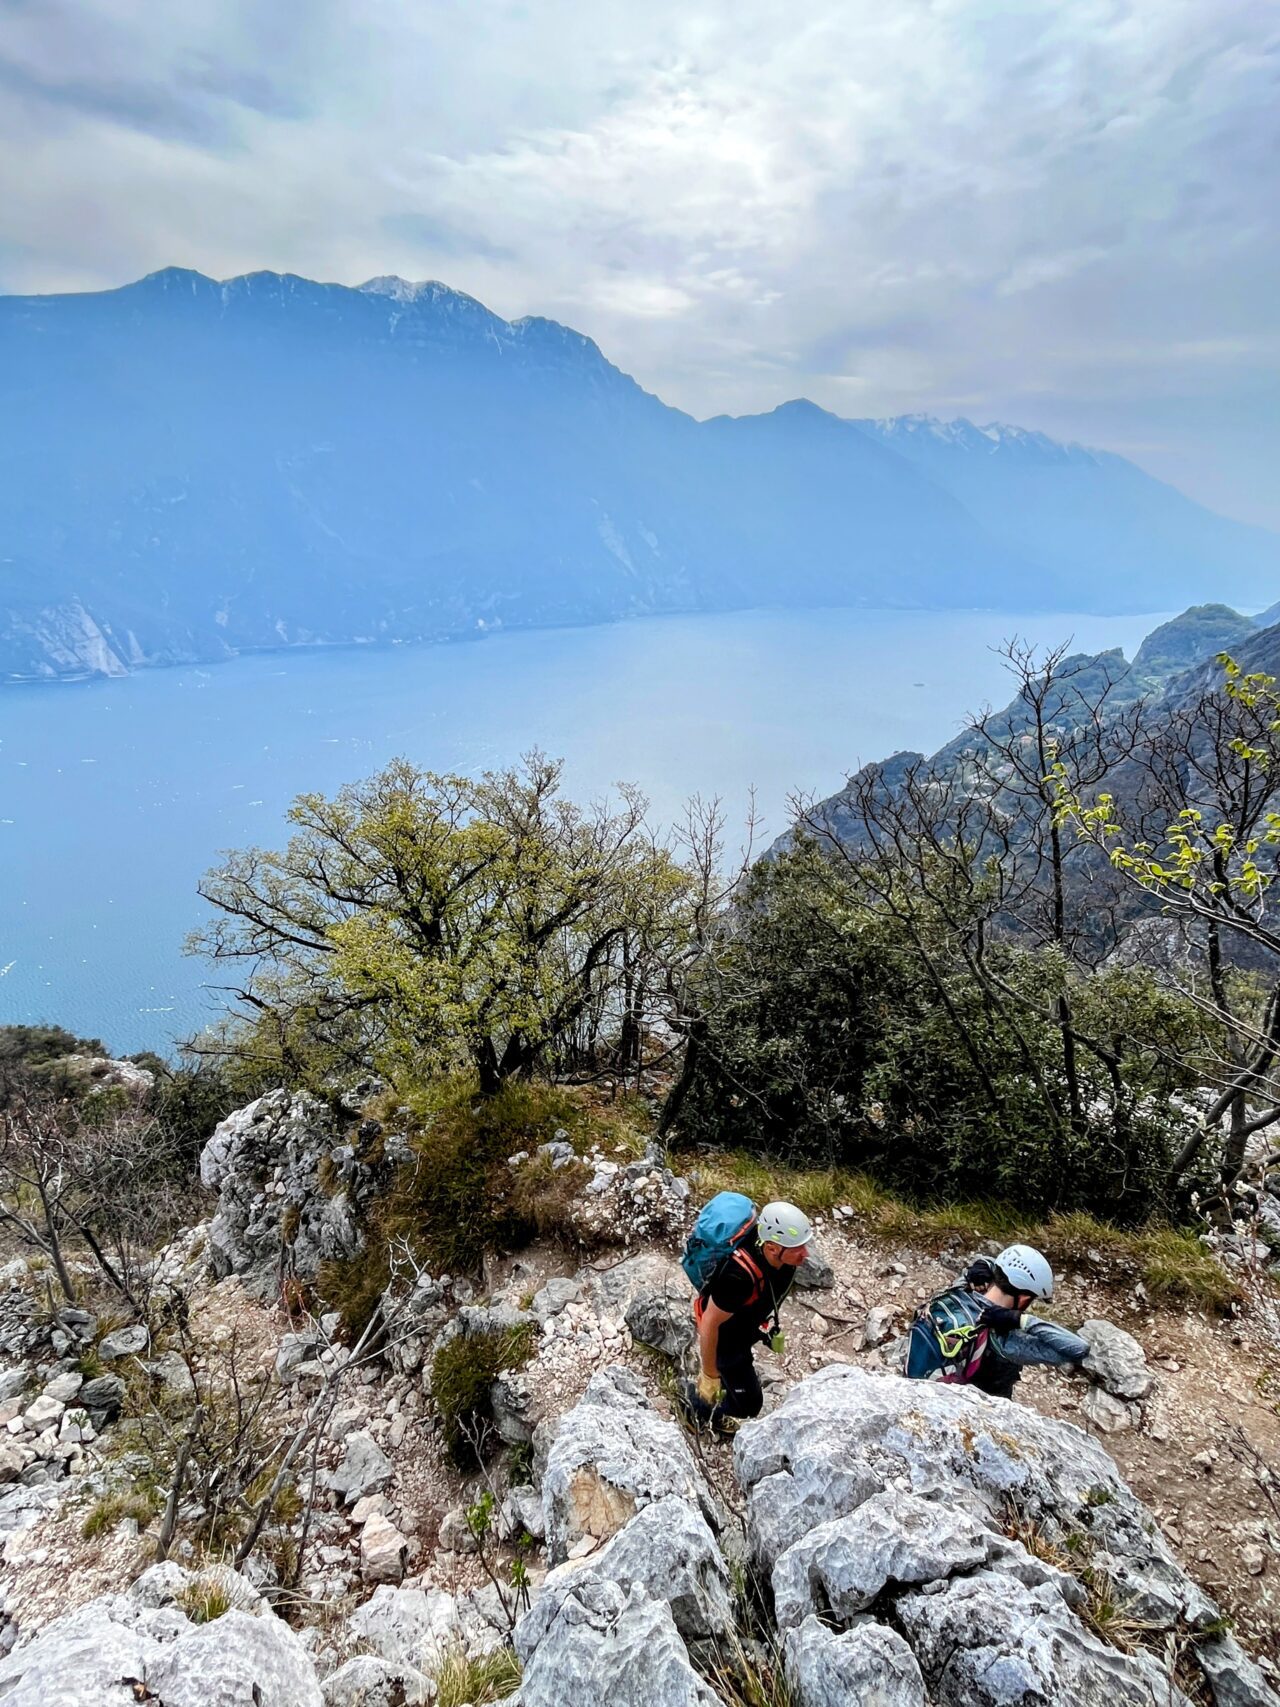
top-left (864, 413), bottom-right (1100, 464)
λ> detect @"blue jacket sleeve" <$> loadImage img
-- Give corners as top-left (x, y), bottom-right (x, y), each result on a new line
top-left (990, 1315), bottom-right (1090, 1368)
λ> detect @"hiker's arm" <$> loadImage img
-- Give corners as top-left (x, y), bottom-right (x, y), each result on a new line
top-left (992, 1316), bottom-right (1090, 1367)
top-left (699, 1301), bottom-right (731, 1377)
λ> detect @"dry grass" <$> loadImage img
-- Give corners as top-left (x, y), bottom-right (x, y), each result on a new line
top-left (433, 1645), bottom-right (522, 1707)
top-left (80, 1489), bottom-right (158, 1540)
top-left (674, 1148), bottom-right (1240, 1315)
top-left (177, 1580), bottom-right (233, 1624)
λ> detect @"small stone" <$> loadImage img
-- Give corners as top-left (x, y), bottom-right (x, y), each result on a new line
top-left (351, 1494), bottom-right (389, 1524)
top-left (99, 1324), bottom-right (150, 1361)
top-left (329, 1432), bottom-right (393, 1506)
top-left (863, 1306), bottom-right (895, 1348)
top-left (1081, 1386), bottom-right (1137, 1433)
top-left (22, 1395), bottom-right (64, 1430)
top-left (41, 1373), bottom-right (83, 1405)
top-left (361, 1513), bottom-right (408, 1584)
top-left (1241, 1544), bottom-right (1266, 1577)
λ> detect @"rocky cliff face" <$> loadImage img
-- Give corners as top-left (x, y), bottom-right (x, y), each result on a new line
top-left (0, 1086), bottom-right (1275, 1704)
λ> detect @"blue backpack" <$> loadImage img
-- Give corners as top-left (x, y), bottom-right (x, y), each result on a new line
top-left (905, 1285), bottom-right (989, 1383)
top-left (681, 1192), bottom-right (758, 1293)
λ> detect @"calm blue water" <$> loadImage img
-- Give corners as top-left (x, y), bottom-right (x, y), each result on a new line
top-left (0, 608), bottom-right (1167, 1054)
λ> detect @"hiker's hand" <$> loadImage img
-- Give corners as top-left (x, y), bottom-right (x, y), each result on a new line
top-left (977, 1302), bottom-right (1023, 1333)
top-left (769, 1331), bottom-right (787, 1356)
top-left (697, 1372), bottom-right (723, 1406)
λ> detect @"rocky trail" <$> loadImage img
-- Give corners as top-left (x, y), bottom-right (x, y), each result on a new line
top-left (0, 1081), bottom-right (1276, 1705)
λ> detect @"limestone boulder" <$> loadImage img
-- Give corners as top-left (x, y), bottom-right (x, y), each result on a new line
top-left (200, 1090), bottom-right (368, 1291)
top-left (0, 1597), bottom-right (166, 1706)
top-left (783, 1615), bottom-right (926, 1707)
top-left (146, 1610), bottom-right (323, 1706)
top-left (517, 1576), bottom-right (719, 1707)
top-left (734, 1366), bottom-right (1208, 1633)
top-left (623, 1276), bottom-right (696, 1360)
top-left (897, 1571), bottom-right (1194, 1707)
top-left (344, 1585), bottom-right (464, 1672)
top-left (771, 1490), bottom-right (990, 1627)
top-left (1196, 1632), bottom-right (1280, 1707)
top-left (539, 1365), bottom-right (718, 1564)
top-left (321, 1654), bottom-right (433, 1706)
top-left (0, 1593), bottom-right (321, 1707)
top-left (517, 1496), bottom-right (733, 1650)
top-left (1080, 1320), bottom-right (1155, 1401)
top-left (737, 1367), bottom-right (1243, 1707)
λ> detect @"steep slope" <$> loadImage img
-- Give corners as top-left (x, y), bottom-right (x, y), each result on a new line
top-left (3, 271), bottom-right (1278, 680)
top-left (779, 603), bottom-right (1268, 862)
top-left (854, 415), bottom-right (1280, 611)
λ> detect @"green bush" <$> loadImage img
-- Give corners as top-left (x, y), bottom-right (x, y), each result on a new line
top-left (430, 1323), bottom-right (535, 1467)
top-left (676, 845), bottom-right (1213, 1222)
top-left (320, 1078), bottom-right (590, 1339)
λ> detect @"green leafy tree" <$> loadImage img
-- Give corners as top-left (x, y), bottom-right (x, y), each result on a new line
top-left (1056, 654), bottom-right (1280, 1185)
top-left (192, 755), bottom-right (693, 1094)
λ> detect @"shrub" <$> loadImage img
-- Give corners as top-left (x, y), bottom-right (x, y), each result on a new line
top-left (675, 844), bottom-right (1213, 1221)
top-left (320, 1077), bottom-right (591, 1339)
top-left (430, 1323), bottom-right (535, 1467)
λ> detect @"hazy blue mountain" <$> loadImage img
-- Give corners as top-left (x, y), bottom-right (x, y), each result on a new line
top-left (853, 415), bottom-right (1280, 613)
top-left (3, 268), bottom-right (1278, 681)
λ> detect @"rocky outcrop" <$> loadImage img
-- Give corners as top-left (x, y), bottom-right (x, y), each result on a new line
top-left (537, 1365), bottom-right (719, 1564)
top-left (517, 1576), bottom-right (720, 1707)
top-left (50, 1055), bottom-right (155, 1100)
top-left (510, 1141), bottom-right (692, 1247)
top-left (518, 1496), bottom-right (733, 1648)
top-left (199, 1091), bottom-right (370, 1291)
top-left (0, 1569), bottom-right (321, 1706)
top-left (736, 1366), bottom-right (1262, 1707)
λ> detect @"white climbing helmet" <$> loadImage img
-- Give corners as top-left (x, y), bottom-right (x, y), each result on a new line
top-left (994, 1244), bottom-right (1054, 1300)
top-left (758, 1201), bottom-right (813, 1250)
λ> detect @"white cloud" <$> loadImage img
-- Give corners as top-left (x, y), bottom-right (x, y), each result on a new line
top-left (0, 0), bottom-right (1276, 523)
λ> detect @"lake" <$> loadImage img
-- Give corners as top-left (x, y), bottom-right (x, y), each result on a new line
top-left (0, 606), bottom-right (1167, 1054)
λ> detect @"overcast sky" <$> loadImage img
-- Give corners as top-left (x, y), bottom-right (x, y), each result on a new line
top-left (1, 0), bottom-right (1277, 526)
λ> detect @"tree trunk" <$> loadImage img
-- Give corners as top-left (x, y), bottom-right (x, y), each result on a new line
top-left (658, 1019), bottom-right (705, 1138)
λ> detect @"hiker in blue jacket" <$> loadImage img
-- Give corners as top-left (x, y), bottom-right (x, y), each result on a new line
top-left (680, 1199), bottom-right (812, 1434)
top-left (906, 1243), bottom-right (1090, 1399)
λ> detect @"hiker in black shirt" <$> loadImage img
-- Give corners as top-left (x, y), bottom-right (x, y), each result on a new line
top-left (681, 1200), bottom-right (812, 1434)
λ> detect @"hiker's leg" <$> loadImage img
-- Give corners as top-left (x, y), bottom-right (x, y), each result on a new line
top-left (717, 1346), bottom-right (763, 1419)
top-left (973, 1351), bottom-right (1020, 1400)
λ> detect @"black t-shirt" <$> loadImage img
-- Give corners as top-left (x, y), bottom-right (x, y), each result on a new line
top-left (705, 1235), bottom-right (795, 1350)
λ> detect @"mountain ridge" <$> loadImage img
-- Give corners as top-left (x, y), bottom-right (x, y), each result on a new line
top-left (2, 268), bottom-right (1278, 682)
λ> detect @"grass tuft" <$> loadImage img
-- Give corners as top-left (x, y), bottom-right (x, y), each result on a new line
top-left (80, 1489), bottom-right (158, 1539)
top-left (177, 1581), bottom-right (232, 1624)
top-left (433, 1644), bottom-right (522, 1707)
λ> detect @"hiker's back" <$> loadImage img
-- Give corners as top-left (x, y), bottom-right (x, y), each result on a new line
top-left (905, 1284), bottom-right (988, 1383)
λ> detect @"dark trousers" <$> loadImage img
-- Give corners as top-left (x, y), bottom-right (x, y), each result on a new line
top-left (973, 1350), bottom-right (1021, 1399)
top-left (686, 1341), bottom-right (764, 1426)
